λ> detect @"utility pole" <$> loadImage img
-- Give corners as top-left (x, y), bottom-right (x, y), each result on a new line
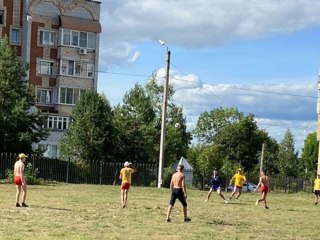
top-left (158, 40), bottom-right (171, 188)
top-left (317, 76), bottom-right (320, 175)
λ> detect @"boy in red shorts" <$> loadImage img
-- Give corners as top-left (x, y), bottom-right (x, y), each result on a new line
top-left (254, 170), bottom-right (271, 209)
top-left (119, 162), bottom-right (137, 208)
top-left (14, 153), bottom-right (29, 207)
top-left (228, 168), bottom-right (246, 201)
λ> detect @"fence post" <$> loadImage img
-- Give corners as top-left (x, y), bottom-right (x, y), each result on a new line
top-left (66, 157), bottom-right (70, 183)
top-left (99, 160), bottom-right (102, 185)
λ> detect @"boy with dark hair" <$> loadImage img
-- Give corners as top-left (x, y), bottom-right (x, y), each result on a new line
top-left (166, 164), bottom-right (191, 223)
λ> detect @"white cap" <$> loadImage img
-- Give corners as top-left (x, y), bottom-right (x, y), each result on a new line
top-left (124, 161), bottom-right (130, 167)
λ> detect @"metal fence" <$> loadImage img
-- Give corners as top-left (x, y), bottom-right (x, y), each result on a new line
top-left (0, 153), bottom-right (158, 186)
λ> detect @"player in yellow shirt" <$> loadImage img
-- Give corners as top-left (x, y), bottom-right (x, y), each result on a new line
top-left (119, 161), bottom-right (137, 208)
top-left (314, 174), bottom-right (320, 205)
top-left (228, 168), bottom-right (246, 201)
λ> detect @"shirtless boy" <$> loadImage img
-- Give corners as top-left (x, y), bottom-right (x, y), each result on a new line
top-left (166, 164), bottom-right (191, 222)
top-left (14, 153), bottom-right (28, 207)
top-left (254, 170), bottom-right (271, 209)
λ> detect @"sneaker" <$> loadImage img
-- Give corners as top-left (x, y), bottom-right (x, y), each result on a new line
top-left (16, 203), bottom-right (21, 207)
top-left (265, 206), bottom-right (269, 209)
top-left (224, 200), bottom-right (228, 204)
top-left (184, 217), bottom-right (191, 222)
top-left (22, 203), bottom-right (29, 207)
top-left (314, 202), bottom-right (318, 205)
top-left (204, 199), bottom-right (208, 202)
top-left (166, 218), bottom-right (171, 223)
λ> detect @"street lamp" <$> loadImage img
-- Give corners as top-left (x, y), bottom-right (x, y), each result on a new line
top-left (158, 40), bottom-right (171, 188)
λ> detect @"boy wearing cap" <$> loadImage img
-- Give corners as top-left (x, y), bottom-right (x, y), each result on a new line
top-left (14, 153), bottom-right (28, 207)
top-left (119, 162), bottom-right (137, 208)
top-left (313, 174), bottom-right (320, 205)
top-left (228, 168), bottom-right (246, 201)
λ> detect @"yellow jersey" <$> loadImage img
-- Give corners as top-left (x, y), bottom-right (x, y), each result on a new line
top-left (233, 173), bottom-right (246, 187)
top-left (314, 178), bottom-right (320, 191)
top-left (120, 167), bottom-right (135, 184)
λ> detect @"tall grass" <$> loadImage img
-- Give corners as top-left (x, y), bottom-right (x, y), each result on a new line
top-left (0, 183), bottom-right (318, 240)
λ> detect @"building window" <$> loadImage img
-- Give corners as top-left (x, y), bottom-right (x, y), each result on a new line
top-left (59, 87), bottom-right (86, 105)
top-left (62, 29), bottom-right (70, 45)
top-left (60, 29), bottom-right (96, 49)
top-left (36, 89), bottom-right (53, 104)
top-left (40, 30), bottom-right (55, 46)
top-left (0, 10), bottom-right (4, 25)
top-left (44, 116), bottom-right (70, 130)
top-left (11, 28), bottom-right (20, 44)
top-left (38, 60), bottom-right (54, 75)
top-left (60, 59), bottom-right (94, 78)
top-left (71, 31), bottom-right (78, 46)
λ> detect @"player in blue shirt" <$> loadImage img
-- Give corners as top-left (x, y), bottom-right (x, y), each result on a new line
top-left (205, 168), bottom-right (228, 203)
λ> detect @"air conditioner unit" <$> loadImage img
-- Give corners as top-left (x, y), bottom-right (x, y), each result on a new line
top-left (79, 48), bottom-right (87, 55)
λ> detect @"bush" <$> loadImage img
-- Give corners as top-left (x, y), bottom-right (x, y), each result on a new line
top-left (6, 163), bottom-right (42, 185)
top-left (162, 167), bottom-right (175, 188)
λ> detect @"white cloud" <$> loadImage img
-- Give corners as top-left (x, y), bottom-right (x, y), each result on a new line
top-left (99, 0), bottom-right (320, 66)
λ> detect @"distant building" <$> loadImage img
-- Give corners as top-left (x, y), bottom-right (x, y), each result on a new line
top-left (0, 0), bottom-right (102, 158)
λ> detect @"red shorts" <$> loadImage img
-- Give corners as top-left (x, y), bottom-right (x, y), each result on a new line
top-left (261, 185), bottom-right (269, 194)
top-left (14, 176), bottom-right (23, 186)
top-left (236, 185), bottom-right (242, 190)
top-left (121, 183), bottom-right (131, 190)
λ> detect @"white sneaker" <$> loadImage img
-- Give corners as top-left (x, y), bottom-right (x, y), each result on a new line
top-left (224, 200), bottom-right (228, 204)
top-left (205, 199), bottom-right (208, 202)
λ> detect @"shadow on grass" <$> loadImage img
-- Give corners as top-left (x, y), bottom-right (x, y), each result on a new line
top-left (32, 205), bottom-right (72, 211)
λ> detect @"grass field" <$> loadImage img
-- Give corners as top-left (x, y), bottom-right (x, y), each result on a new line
top-left (0, 183), bottom-right (318, 240)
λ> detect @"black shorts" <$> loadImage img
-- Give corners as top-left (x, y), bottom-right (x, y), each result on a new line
top-left (315, 190), bottom-right (320, 196)
top-left (170, 188), bottom-right (187, 207)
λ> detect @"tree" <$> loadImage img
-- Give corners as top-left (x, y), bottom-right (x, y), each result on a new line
top-left (193, 107), bottom-right (266, 171)
top-left (0, 36), bottom-right (48, 153)
top-left (145, 76), bottom-right (191, 166)
top-left (113, 84), bottom-right (158, 163)
top-left (276, 129), bottom-right (299, 177)
top-left (59, 91), bottom-right (115, 162)
top-left (301, 132), bottom-right (318, 178)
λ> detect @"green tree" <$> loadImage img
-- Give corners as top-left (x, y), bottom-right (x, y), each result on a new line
top-left (301, 132), bottom-right (318, 178)
top-left (277, 129), bottom-right (299, 177)
top-left (193, 107), bottom-right (265, 171)
top-left (113, 84), bottom-right (158, 163)
top-left (145, 76), bottom-right (191, 166)
top-left (59, 91), bottom-right (115, 162)
top-left (0, 36), bottom-right (48, 153)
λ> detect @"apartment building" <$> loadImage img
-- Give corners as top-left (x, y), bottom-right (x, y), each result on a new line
top-left (0, 0), bottom-right (102, 158)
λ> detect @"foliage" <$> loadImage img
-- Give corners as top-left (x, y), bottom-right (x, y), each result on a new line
top-left (301, 132), bottom-right (318, 178)
top-left (113, 84), bottom-right (158, 163)
top-left (0, 36), bottom-right (49, 153)
top-left (6, 163), bottom-right (41, 185)
top-left (145, 76), bottom-right (191, 166)
top-left (162, 167), bottom-right (175, 188)
top-left (59, 91), bottom-right (115, 162)
top-left (192, 107), bottom-right (271, 171)
top-left (276, 129), bottom-right (299, 177)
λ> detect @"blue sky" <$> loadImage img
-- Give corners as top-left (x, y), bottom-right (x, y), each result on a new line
top-left (97, 0), bottom-right (320, 153)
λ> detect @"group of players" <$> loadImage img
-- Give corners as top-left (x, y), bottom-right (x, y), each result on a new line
top-left (13, 153), bottom-right (320, 223)
top-left (204, 168), bottom-right (271, 208)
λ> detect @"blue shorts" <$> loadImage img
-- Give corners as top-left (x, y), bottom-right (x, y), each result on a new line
top-left (211, 185), bottom-right (220, 191)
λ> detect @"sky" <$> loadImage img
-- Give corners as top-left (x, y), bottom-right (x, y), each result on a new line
top-left (96, 0), bottom-right (320, 153)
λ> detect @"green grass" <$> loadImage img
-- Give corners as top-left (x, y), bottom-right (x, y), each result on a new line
top-left (0, 183), bottom-right (318, 240)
